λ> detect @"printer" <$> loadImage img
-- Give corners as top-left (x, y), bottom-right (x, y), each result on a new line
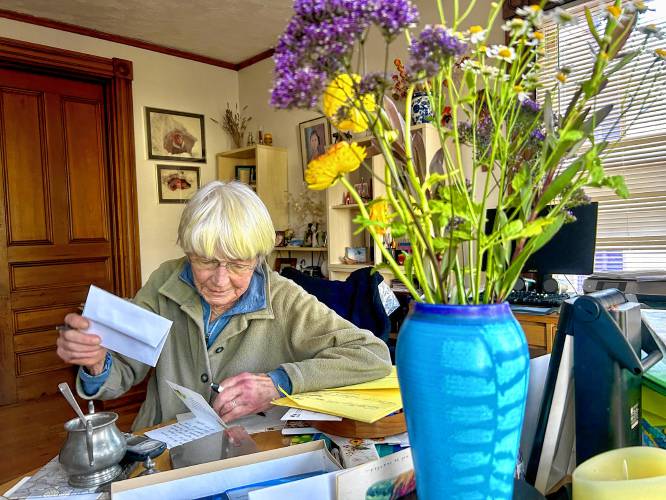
top-left (583, 270), bottom-right (666, 296)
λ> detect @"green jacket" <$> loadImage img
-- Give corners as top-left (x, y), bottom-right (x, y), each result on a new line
top-left (77, 258), bottom-right (392, 430)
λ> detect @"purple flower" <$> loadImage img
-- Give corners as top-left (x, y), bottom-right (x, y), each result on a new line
top-left (521, 97), bottom-right (540, 113)
top-left (408, 25), bottom-right (467, 78)
top-left (359, 72), bottom-right (388, 95)
top-left (531, 128), bottom-right (546, 141)
top-left (271, 0), bottom-right (420, 109)
top-left (372, 0), bottom-right (419, 40)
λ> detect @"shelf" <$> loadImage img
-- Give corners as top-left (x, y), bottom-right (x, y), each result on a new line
top-left (217, 144), bottom-right (286, 160)
top-left (331, 204), bottom-right (361, 210)
top-left (276, 246), bottom-right (328, 252)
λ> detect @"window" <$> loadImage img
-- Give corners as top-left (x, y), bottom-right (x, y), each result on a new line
top-left (538, 0), bottom-right (666, 289)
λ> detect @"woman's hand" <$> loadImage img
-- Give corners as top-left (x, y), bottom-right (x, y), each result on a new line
top-left (212, 372), bottom-right (280, 422)
top-left (56, 313), bottom-right (108, 375)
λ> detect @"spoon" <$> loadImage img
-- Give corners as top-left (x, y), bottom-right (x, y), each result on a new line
top-left (58, 382), bottom-right (87, 428)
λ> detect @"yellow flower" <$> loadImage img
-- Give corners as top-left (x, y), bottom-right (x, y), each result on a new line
top-left (532, 31), bottom-right (545, 41)
top-left (606, 5), bottom-right (622, 18)
top-left (368, 200), bottom-right (389, 236)
top-left (655, 48), bottom-right (666, 60)
top-left (305, 142), bottom-right (366, 190)
top-left (323, 74), bottom-right (376, 133)
top-left (556, 72), bottom-right (568, 83)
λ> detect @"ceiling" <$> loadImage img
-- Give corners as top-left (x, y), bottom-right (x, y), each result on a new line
top-left (0, 0), bottom-right (296, 67)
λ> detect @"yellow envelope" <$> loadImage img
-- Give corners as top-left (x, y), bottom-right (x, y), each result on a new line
top-left (325, 366), bottom-right (399, 391)
top-left (272, 388), bottom-right (402, 424)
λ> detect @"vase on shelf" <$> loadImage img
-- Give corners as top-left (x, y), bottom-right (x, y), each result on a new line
top-left (410, 91), bottom-right (433, 125)
top-left (396, 302), bottom-right (529, 499)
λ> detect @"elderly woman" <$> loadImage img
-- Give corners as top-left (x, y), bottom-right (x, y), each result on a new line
top-left (56, 181), bottom-right (391, 431)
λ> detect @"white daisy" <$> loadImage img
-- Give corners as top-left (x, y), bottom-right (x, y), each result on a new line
top-left (487, 45), bottom-right (517, 63)
top-left (467, 25), bottom-right (487, 44)
top-left (501, 18), bottom-right (529, 37)
top-left (545, 7), bottom-right (578, 26)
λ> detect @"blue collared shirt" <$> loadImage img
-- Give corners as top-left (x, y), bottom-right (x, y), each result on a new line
top-left (80, 261), bottom-right (293, 395)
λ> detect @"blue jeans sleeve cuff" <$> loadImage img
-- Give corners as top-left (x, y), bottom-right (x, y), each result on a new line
top-left (267, 367), bottom-right (292, 395)
top-left (79, 352), bottom-right (112, 396)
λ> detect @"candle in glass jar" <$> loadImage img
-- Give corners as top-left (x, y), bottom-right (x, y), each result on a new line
top-left (573, 447), bottom-right (666, 499)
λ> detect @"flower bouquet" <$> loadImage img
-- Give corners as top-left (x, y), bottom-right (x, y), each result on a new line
top-left (271, 0), bottom-right (664, 497)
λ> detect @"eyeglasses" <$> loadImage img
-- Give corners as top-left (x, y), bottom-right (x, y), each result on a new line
top-left (189, 256), bottom-right (256, 276)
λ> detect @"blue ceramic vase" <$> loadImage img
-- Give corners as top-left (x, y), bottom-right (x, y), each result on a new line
top-left (396, 302), bottom-right (529, 499)
top-left (411, 91), bottom-right (433, 125)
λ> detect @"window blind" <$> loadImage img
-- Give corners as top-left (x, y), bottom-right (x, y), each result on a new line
top-left (538, 0), bottom-right (666, 275)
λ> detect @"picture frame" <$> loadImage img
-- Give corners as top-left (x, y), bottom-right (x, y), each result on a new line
top-left (299, 116), bottom-right (331, 178)
top-left (157, 165), bottom-right (200, 204)
top-left (345, 246), bottom-right (368, 264)
top-left (146, 107), bottom-right (206, 162)
top-left (274, 257), bottom-right (297, 273)
top-left (275, 231), bottom-right (286, 247)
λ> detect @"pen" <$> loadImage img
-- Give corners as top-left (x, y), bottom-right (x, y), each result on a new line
top-left (210, 383), bottom-right (266, 417)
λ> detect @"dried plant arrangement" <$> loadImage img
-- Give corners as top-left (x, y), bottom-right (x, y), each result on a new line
top-left (211, 103), bottom-right (252, 149)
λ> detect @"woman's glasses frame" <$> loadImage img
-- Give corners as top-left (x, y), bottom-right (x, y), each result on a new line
top-left (188, 256), bottom-right (256, 276)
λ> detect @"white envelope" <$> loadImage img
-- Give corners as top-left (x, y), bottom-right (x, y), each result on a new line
top-left (82, 285), bottom-right (172, 366)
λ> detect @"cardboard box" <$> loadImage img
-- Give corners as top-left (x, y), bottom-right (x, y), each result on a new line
top-left (111, 440), bottom-right (340, 499)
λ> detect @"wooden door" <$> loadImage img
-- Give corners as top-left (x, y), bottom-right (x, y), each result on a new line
top-left (0, 68), bottom-right (113, 403)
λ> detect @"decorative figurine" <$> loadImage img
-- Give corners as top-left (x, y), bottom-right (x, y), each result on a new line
top-left (263, 132), bottom-right (273, 146)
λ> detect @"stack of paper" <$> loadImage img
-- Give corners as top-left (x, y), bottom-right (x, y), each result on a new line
top-left (271, 367), bottom-right (402, 424)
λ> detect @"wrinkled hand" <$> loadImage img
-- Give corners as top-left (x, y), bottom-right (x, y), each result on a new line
top-left (56, 313), bottom-right (107, 375)
top-left (212, 372), bottom-right (280, 423)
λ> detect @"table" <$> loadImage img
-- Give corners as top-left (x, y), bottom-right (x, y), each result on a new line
top-left (0, 426), bottom-right (289, 495)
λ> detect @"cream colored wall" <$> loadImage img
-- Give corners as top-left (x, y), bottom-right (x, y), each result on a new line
top-left (238, 0), bottom-right (503, 238)
top-left (0, 18), bottom-right (239, 284)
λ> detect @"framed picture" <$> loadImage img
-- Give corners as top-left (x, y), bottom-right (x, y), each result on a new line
top-left (157, 165), bottom-right (200, 204)
top-left (145, 107), bottom-right (206, 162)
top-left (299, 116), bottom-right (331, 178)
top-left (345, 246), bottom-right (368, 263)
top-left (275, 231), bottom-right (286, 247)
top-left (274, 257), bottom-right (297, 273)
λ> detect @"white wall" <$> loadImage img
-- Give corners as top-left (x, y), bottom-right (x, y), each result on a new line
top-left (0, 18), bottom-right (239, 284)
top-left (238, 0), bottom-right (503, 237)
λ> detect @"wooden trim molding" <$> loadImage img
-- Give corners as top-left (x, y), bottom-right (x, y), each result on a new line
top-left (237, 49), bottom-right (275, 70)
top-left (0, 37), bottom-right (142, 297)
top-left (0, 9), bottom-right (237, 71)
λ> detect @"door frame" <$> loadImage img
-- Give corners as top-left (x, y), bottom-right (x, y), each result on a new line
top-left (0, 37), bottom-right (141, 403)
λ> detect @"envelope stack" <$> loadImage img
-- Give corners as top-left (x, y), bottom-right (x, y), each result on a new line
top-left (271, 367), bottom-right (402, 424)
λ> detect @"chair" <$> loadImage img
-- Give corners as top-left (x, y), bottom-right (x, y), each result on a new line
top-left (280, 266), bottom-right (391, 346)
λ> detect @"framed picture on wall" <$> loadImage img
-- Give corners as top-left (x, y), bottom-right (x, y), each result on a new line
top-left (157, 165), bottom-right (200, 204)
top-left (146, 107), bottom-right (206, 162)
top-left (298, 116), bottom-right (331, 178)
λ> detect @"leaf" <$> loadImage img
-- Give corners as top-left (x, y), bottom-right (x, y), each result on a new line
top-left (607, 50), bottom-right (639, 77)
top-left (582, 104), bottom-right (614, 136)
top-left (585, 7), bottom-right (602, 47)
top-left (564, 87), bottom-right (583, 123)
top-left (537, 159), bottom-right (584, 211)
top-left (608, 11), bottom-right (637, 59)
top-left (543, 91), bottom-right (554, 134)
top-left (411, 130), bottom-right (426, 181)
top-left (500, 220), bottom-right (524, 239)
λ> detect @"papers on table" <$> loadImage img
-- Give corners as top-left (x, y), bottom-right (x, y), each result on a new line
top-left (272, 368), bottom-right (402, 423)
top-left (167, 380), bottom-right (227, 429)
top-left (82, 285), bottom-right (172, 366)
top-left (336, 448), bottom-right (415, 499)
top-left (280, 408), bottom-right (342, 421)
top-left (145, 418), bottom-right (220, 449)
top-left (324, 435), bottom-right (380, 468)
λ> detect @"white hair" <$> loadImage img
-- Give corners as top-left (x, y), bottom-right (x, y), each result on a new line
top-left (177, 181), bottom-right (275, 260)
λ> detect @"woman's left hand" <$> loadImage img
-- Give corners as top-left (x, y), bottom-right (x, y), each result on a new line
top-left (211, 372), bottom-right (280, 422)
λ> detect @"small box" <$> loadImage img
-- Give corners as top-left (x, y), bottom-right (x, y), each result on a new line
top-left (111, 440), bottom-right (340, 499)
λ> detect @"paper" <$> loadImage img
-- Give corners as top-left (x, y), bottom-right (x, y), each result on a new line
top-left (272, 389), bottom-right (402, 424)
top-left (281, 408), bottom-right (342, 421)
top-left (234, 406), bottom-right (287, 434)
top-left (325, 367), bottom-right (399, 391)
top-left (82, 285), bottom-right (172, 367)
top-left (5, 456), bottom-right (106, 499)
top-left (336, 448), bottom-right (415, 499)
top-left (167, 380), bottom-right (227, 429)
top-left (371, 432), bottom-right (410, 447)
top-left (145, 418), bottom-right (220, 449)
top-left (324, 434), bottom-right (380, 468)
top-left (281, 421), bottom-right (319, 435)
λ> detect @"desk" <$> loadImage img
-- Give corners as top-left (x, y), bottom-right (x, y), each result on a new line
top-left (514, 312), bottom-right (560, 354)
top-left (0, 427), bottom-right (289, 495)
